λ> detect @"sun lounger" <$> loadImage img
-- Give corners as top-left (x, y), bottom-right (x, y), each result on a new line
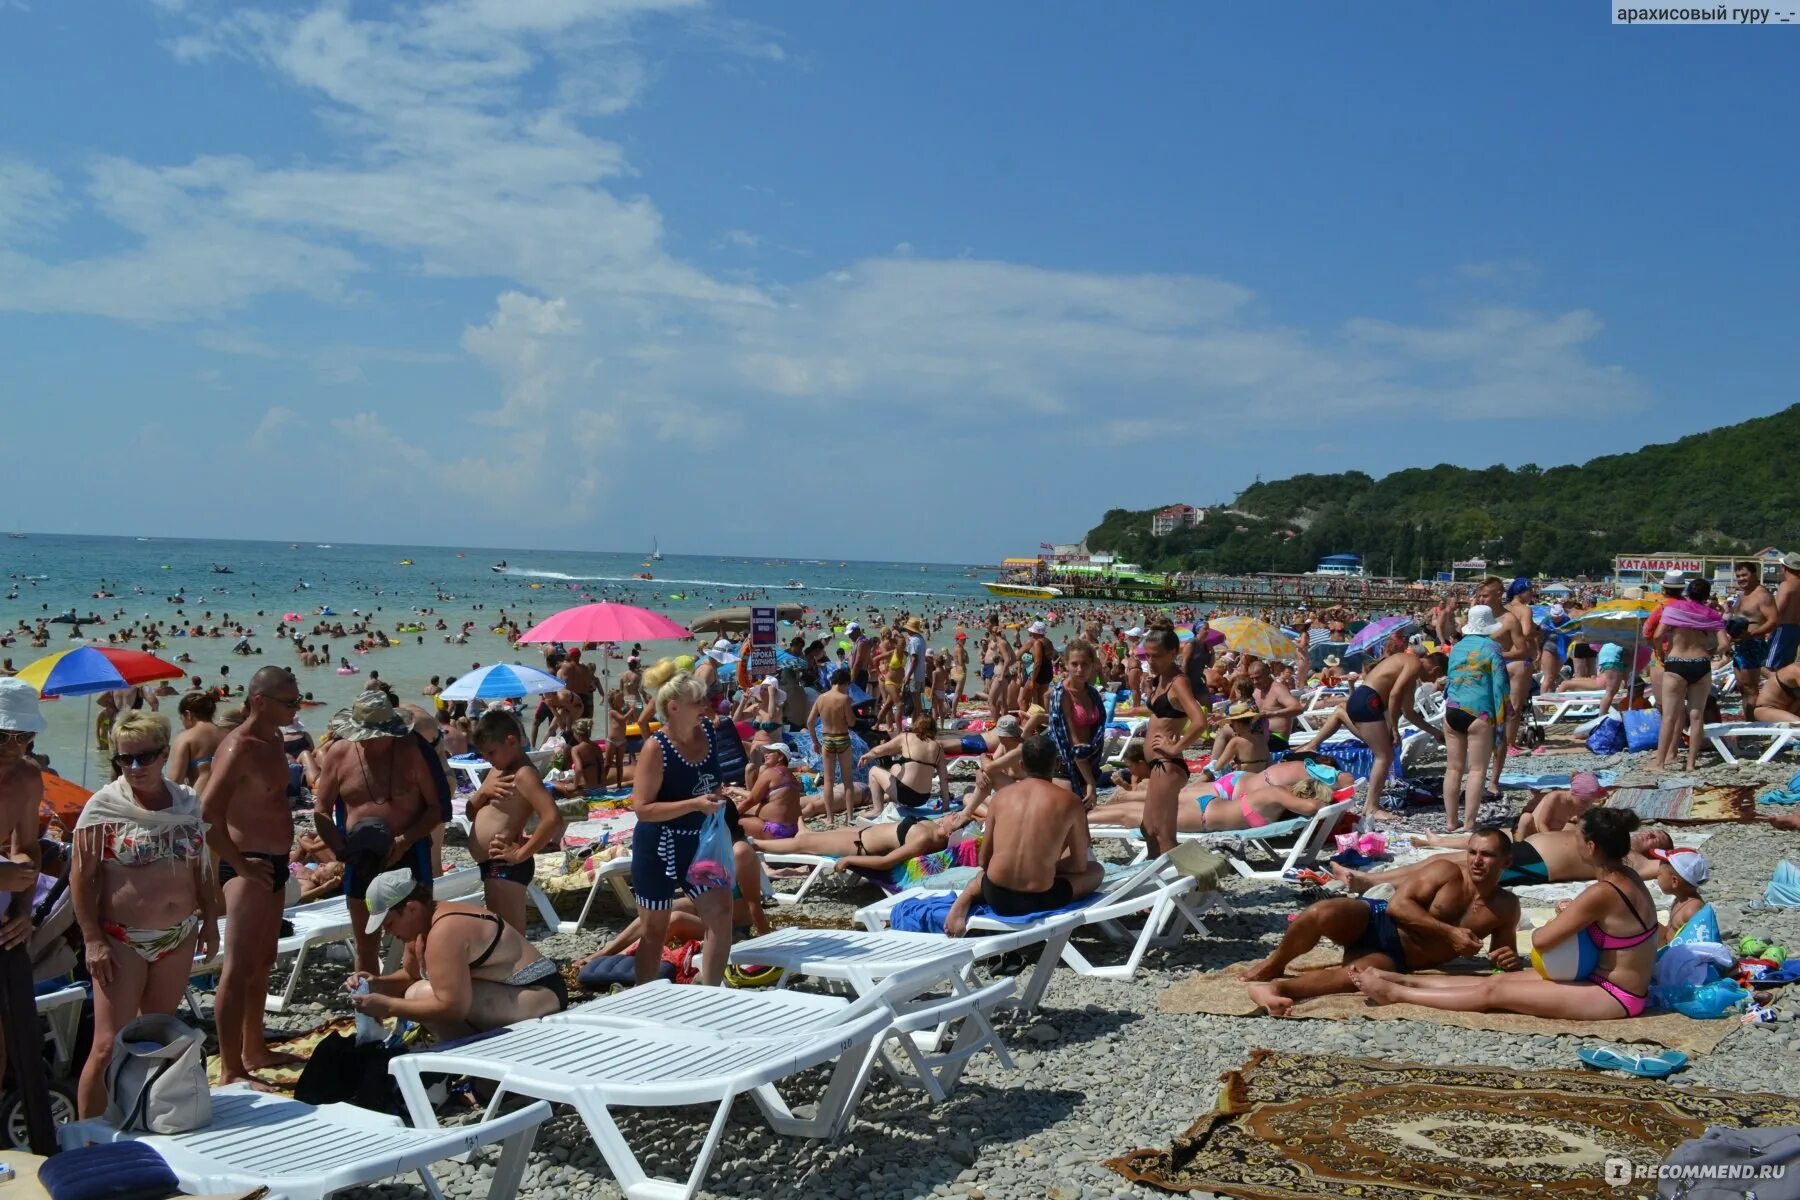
top-left (557, 852), bottom-right (635, 928)
top-left (59, 1085), bottom-right (550, 1200)
top-left (34, 983), bottom-right (85, 1073)
top-left (853, 853), bottom-right (1211, 995)
top-left (391, 1009), bottom-right (896, 1200)
top-left (1533, 691), bottom-right (1607, 723)
top-left (549, 963), bottom-right (1015, 1102)
top-left (1102, 798), bottom-right (1351, 881)
top-left (758, 851), bottom-right (836, 905)
top-left (1704, 722), bottom-right (1800, 765)
top-left (192, 866), bottom-right (488, 1012)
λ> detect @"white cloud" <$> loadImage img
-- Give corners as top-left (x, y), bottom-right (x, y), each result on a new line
top-left (1456, 258), bottom-right (1538, 285)
top-left (248, 405), bottom-right (300, 452)
top-left (0, 159), bottom-right (62, 243)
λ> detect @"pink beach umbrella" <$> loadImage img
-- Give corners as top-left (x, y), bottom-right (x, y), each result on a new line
top-left (518, 601), bottom-right (692, 646)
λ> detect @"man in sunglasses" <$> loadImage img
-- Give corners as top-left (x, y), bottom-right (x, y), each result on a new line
top-left (0, 678), bottom-right (55, 1151)
top-left (202, 664), bottom-right (305, 1087)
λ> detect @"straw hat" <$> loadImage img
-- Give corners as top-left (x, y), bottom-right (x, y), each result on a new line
top-left (1323, 655), bottom-right (1341, 668)
top-left (1224, 701), bottom-right (1259, 723)
top-left (904, 617), bottom-right (924, 635)
top-left (1782, 552), bottom-right (1800, 573)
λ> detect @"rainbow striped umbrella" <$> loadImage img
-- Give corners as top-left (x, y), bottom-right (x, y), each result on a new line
top-left (15, 646), bottom-right (183, 698)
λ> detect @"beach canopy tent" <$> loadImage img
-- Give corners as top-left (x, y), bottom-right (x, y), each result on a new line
top-left (689, 605), bottom-right (806, 636)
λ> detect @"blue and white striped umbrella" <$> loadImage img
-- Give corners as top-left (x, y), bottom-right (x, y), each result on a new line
top-left (441, 663), bottom-right (567, 702)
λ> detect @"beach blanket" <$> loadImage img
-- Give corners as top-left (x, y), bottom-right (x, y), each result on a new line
top-left (890, 886), bottom-right (1099, 932)
top-left (1496, 769), bottom-right (1620, 790)
top-left (1107, 1048), bottom-right (1797, 1199)
top-left (1159, 953), bottom-right (1736, 1056)
top-left (852, 839), bottom-right (982, 895)
top-left (1604, 784), bottom-right (1759, 824)
top-left (206, 1017), bottom-right (361, 1092)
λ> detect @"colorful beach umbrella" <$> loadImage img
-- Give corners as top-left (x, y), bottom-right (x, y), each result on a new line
top-left (16, 646), bottom-right (183, 698)
top-left (440, 663), bottom-right (567, 702)
top-left (1207, 616), bottom-right (1300, 662)
top-left (517, 601), bottom-right (692, 645)
top-left (1346, 616), bottom-right (1414, 658)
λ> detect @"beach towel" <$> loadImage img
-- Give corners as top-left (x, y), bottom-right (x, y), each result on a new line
top-left (1758, 769), bottom-right (1800, 806)
top-left (1496, 769), bottom-right (1621, 790)
top-left (888, 886), bottom-right (1099, 932)
top-left (1604, 784), bottom-right (1759, 824)
top-left (1766, 860), bottom-right (1800, 909)
top-left (852, 839), bottom-right (983, 895)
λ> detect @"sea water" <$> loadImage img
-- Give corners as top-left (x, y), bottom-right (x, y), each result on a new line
top-left (1, 534), bottom-right (1021, 775)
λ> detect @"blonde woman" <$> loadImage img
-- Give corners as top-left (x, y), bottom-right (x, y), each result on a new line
top-left (628, 662), bottom-right (731, 986)
top-left (72, 711), bottom-right (214, 1116)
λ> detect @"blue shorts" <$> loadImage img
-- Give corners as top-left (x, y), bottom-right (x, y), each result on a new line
top-left (960, 733), bottom-right (988, 754)
top-left (1347, 899), bottom-right (1410, 972)
top-left (1769, 624), bottom-right (1800, 671)
top-left (631, 816), bottom-right (720, 911)
top-left (1734, 635), bottom-right (1770, 671)
top-left (981, 664), bottom-right (995, 680)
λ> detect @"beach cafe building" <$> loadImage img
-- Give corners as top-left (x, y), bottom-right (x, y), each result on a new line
top-left (1612, 549), bottom-right (1785, 588)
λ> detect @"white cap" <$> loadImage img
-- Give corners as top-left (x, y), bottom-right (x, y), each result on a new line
top-left (845, 622), bottom-right (861, 634)
top-left (1027, 620), bottom-right (1046, 635)
top-left (0, 678), bottom-right (46, 734)
top-left (1657, 848), bottom-right (1710, 887)
top-left (1123, 626), bottom-right (1145, 638)
top-left (758, 742), bottom-right (792, 760)
top-left (363, 868), bottom-right (423, 933)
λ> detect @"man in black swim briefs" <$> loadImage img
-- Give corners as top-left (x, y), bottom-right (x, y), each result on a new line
top-left (1243, 828), bottom-right (1519, 1017)
top-left (944, 736), bottom-right (1103, 935)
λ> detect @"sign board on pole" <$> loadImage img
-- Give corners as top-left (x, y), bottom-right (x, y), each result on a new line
top-left (748, 606), bottom-right (778, 676)
top-left (1614, 556), bottom-right (1706, 575)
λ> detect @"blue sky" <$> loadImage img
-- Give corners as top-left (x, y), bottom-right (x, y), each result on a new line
top-left (2, 1), bottom-right (1795, 562)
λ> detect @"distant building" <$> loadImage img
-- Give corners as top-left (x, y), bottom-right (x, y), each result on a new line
top-left (1151, 504), bottom-right (1205, 536)
top-left (1315, 554), bottom-right (1364, 577)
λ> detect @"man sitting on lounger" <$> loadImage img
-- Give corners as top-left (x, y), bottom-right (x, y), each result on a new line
top-left (1332, 822), bottom-right (1673, 892)
top-left (1244, 826), bottom-right (1520, 1016)
top-left (944, 735), bottom-right (1103, 935)
top-left (751, 811), bottom-right (977, 873)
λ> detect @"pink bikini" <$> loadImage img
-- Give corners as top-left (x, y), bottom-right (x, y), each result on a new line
top-left (1585, 880), bottom-right (1657, 1017)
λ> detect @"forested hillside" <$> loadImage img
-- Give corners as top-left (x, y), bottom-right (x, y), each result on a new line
top-left (1085, 405), bottom-right (1798, 577)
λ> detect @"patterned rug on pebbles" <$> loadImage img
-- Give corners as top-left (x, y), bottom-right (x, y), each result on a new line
top-left (1603, 784), bottom-right (1761, 823)
top-left (1106, 1048), bottom-right (1799, 1198)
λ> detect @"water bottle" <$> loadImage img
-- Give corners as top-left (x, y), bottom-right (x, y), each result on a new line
top-left (353, 978), bottom-right (384, 1045)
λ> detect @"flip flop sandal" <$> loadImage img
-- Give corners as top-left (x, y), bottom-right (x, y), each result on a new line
top-left (1577, 1047), bottom-right (1688, 1077)
top-left (1757, 963), bottom-right (1800, 986)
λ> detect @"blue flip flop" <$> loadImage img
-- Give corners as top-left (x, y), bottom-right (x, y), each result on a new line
top-left (1756, 963), bottom-right (1800, 986)
top-left (1578, 1047), bottom-right (1688, 1077)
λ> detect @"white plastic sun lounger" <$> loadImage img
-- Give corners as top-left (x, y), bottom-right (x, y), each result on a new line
top-left (1088, 817), bottom-right (1312, 864)
top-left (59, 1085), bottom-right (550, 1200)
top-left (34, 982), bottom-right (85, 1073)
top-left (1704, 722), bottom-right (1800, 765)
top-left (758, 851), bottom-right (838, 905)
top-left (1534, 691), bottom-right (1608, 723)
top-left (549, 964), bottom-right (1015, 1103)
top-left (391, 1009), bottom-right (895, 1200)
top-left (192, 866), bottom-right (488, 1012)
top-left (854, 853), bottom-right (1211, 991)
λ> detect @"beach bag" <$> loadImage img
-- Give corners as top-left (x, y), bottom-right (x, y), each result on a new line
top-left (1585, 715), bottom-right (1624, 756)
top-left (104, 1014), bottom-right (210, 1134)
top-left (684, 806), bottom-right (735, 893)
top-left (1622, 710), bottom-right (1659, 753)
top-left (1658, 1125), bottom-right (1800, 1200)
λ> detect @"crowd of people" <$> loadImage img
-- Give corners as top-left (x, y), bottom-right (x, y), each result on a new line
top-left (0, 553), bottom-right (1792, 1153)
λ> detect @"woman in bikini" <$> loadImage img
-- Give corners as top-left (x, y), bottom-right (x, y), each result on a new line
top-left (731, 742), bottom-right (802, 838)
top-left (862, 714), bottom-right (951, 812)
top-left (1652, 579), bottom-right (1729, 773)
top-left (752, 811), bottom-right (974, 873)
top-left (166, 690), bottom-right (224, 791)
top-left (1047, 639), bottom-right (1106, 804)
top-left (1140, 625), bottom-right (1208, 857)
top-left (1089, 754), bottom-right (1352, 834)
top-left (739, 677), bottom-right (785, 785)
top-left (71, 711), bottom-right (216, 1117)
top-left (1353, 808), bottom-right (1659, 1020)
top-left (348, 870), bottom-right (565, 1040)
top-left (1207, 701), bottom-right (1271, 777)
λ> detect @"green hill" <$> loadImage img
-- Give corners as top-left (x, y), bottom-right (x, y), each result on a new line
top-left (1085, 405), bottom-right (1800, 578)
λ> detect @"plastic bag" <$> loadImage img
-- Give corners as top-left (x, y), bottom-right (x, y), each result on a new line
top-left (1650, 977), bottom-right (1748, 1020)
top-left (684, 805), bottom-right (735, 892)
top-left (1622, 710), bottom-right (1659, 753)
top-left (1585, 715), bottom-right (1624, 756)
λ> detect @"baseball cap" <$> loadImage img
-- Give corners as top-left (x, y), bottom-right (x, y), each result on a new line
top-left (994, 714), bottom-right (1022, 737)
top-left (845, 622), bottom-right (861, 634)
top-left (1653, 847), bottom-right (1710, 887)
top-left (1505, 576), bottom-right (1534, 602)
top-left (363, 868), bottom-right (424, 933)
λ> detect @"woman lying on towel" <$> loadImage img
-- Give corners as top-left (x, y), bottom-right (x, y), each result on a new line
top-left (1352, 808), bottom-right (1659, 1019)
top-left (1086, 755), bottom-right (1352, 834)
top-left (752, 810), bottom-right (976, 874)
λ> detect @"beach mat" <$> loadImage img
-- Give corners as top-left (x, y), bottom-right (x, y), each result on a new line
top-left (205, 1017), bottom-right (357, 1092)
top-left (1107, 1047), bottom-right (1800, 1198)
top-left (1605, 784), bottom-right (1759, 824)
top-left (1160, 954), bottom-right (1736, 1056)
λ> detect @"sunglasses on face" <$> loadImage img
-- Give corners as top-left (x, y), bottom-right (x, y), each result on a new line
top-left (112, 748), bottom-right (166, 770)
top-left (0, 730), bottom-right (34, 746)
top-left (263, 694), bottom-right (303, 710)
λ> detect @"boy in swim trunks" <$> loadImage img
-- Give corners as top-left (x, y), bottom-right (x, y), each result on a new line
top-left (1244, 828), bottom-right (1519, 1016)
top-left (805, 669), bottom-right (857, 826)
top-left (464, 710), bottom-right (566, 932)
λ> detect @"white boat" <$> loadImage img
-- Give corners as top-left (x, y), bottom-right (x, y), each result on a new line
top-left (651, 536), bottom-right (663, 562)
top-left (784, 580), bottom-right (805, 590)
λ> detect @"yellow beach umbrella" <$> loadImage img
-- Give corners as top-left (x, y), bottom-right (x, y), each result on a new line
top-left (1207, 615), bottom-right (1300, 662)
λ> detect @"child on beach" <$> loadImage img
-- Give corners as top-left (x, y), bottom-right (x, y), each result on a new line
top-left (464, 710), bottom-right (566, 931)
top-left (1652, 847), bottom-right (1710, 944)
top-left (1515, 771), bottom-right (1608, 839)
top-left (604, 684), bottom-right (632, 789)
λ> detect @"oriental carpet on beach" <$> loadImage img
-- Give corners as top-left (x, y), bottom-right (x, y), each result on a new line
top-left (1159, 955), bottom-right (1736, 1055)
top-left (1106, 1048), bottom-right (1799, 1199)
top-left (1603, 784), bottom-right (1760, 824)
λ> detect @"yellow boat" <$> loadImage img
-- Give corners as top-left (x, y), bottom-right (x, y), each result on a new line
top-left (399, 559), bottom-right (413, 565)
top-left (981, 582), bottom-right (1062, 600)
